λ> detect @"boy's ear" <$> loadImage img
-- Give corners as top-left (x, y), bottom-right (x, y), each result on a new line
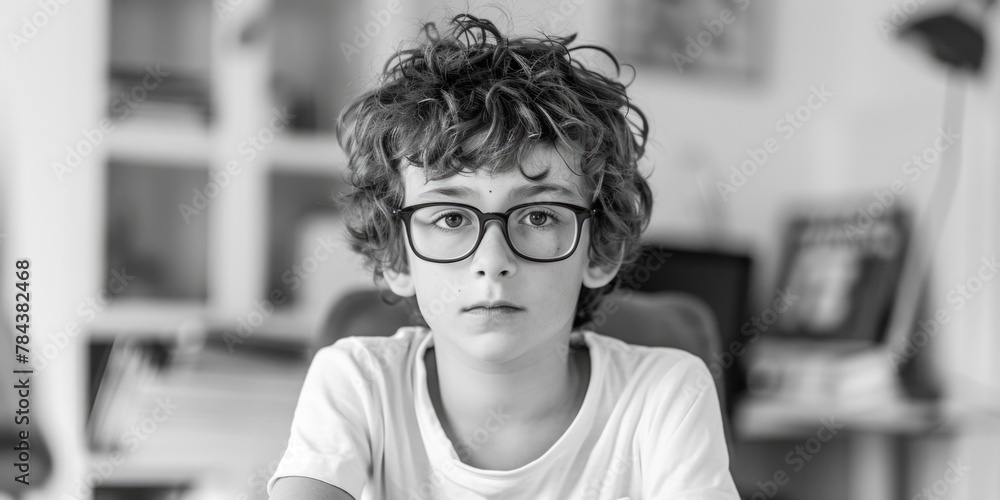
top-left (383, 267), bottom-right (416, 297)
top-left (582, 246), bottom-right (624, 289)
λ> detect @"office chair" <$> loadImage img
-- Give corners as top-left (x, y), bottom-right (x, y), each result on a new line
top-left (320, 287), bottom-right (731, 448)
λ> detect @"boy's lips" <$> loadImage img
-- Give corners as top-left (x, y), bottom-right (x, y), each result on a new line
top-left (462, 300), bottom-right (524, 312)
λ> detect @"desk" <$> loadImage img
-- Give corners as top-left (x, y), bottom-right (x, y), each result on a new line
top-left (84, 337), bottom-right (310, 498)
top-left (735, 396), bottom-right (948, 500)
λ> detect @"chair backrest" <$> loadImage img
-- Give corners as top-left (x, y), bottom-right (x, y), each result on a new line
top-left (321, 288), bottom-right (417, 346)
top-left (592, 291), bottom-right (721, 368)
top-left (320, 288), bottom-right (731, 446)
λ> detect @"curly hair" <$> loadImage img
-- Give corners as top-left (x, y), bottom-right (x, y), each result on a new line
top-left (337, 13), bottom-right (653, 329)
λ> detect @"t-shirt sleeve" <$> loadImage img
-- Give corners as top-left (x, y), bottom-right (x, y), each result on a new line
top-left (266, 341), bottom-right (375, 499)
top-left (639, 355), bottom-right (740, 500)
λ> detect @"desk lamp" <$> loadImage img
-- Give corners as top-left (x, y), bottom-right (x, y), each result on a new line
top-left (883, 0), bottom-right (992, 367)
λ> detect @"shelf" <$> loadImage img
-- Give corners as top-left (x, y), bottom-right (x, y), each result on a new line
top-left (735, 396), bottom-right (942, 439)
top-left (106, 117), bottom-right (211, 165)
top-left (89, 300), bottom-right (208, 338)
top-left (271, 133), bottom-right (348, 172)
top-left (88, 302), bottom-right (321, 349)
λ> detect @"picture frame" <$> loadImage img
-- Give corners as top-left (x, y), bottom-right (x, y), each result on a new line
top-left (616, 0), bottom-right (766, 82)
top-left (770, 206), bottom-right (911, 343)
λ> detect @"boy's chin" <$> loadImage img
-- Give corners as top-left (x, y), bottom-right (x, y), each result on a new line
top-left (436, 326), bottom-right (535, 364)
top-left (465, 341), bottom-right (531, 365)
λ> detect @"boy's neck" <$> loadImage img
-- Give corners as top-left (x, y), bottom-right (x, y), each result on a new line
top-left (424, 330), bottom-right (589, 439)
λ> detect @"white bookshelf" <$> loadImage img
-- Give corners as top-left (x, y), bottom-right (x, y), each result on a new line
top-left (64, 0), bottom-right (377, 498)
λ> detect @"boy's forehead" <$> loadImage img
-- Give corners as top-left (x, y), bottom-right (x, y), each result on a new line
top-left (401, 144), bottom-right (589, 204)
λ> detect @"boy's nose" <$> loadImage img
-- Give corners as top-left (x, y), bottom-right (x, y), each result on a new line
top-left (470, 220), bottom-right (517, 277)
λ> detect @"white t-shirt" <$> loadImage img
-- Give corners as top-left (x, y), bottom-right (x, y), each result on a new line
top-left (267, 326), bottom-right (739, 500)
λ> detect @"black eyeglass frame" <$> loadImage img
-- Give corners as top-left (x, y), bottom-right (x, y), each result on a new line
top-left (392, 201), bottom-right (598, 263)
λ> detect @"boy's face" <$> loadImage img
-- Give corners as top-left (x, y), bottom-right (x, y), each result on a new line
top-left (384, 143), bottom-right (621, 364)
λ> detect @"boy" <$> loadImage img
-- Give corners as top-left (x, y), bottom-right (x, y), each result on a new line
top-left (269, 13), bottom-right (738, 500)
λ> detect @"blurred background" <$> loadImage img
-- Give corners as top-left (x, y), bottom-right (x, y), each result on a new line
top-left (1, 0), bottom-right (998, 498)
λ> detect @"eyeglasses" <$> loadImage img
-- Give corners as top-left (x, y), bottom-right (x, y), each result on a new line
top-left (392, 201), bottom-right (597, 263)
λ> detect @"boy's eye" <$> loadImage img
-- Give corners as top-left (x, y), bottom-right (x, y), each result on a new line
top-left (519, 209), bottom-right (560, 227)
top-left (432, 211), bottom-right (471, 229)
top-left (527, 212), bottom-right (549, 225)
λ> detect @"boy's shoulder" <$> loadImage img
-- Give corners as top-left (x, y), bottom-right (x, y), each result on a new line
top-left (321, 326), bottom-right (429, 355)
top-left (312, 326), bottom-right (429, 381)
top-left (583, 330), bottom-right (713, 392)
top-left (585, 329), bottom-right (705, 367)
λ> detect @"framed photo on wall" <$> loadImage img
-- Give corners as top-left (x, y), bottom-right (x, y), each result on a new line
top-left (615, 0), bottom-right (766, 82)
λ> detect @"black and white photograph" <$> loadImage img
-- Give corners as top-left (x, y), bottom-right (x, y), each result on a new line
top-left (1, 0), bottom-right (999, 499)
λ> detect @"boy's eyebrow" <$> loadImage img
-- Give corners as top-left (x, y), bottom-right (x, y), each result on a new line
top-left (413, 183), bottom-right (582, 204)
top-left (414, 186), bottom-right (480, 201)
top-left (506, 183), bottom-right (581, 203)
